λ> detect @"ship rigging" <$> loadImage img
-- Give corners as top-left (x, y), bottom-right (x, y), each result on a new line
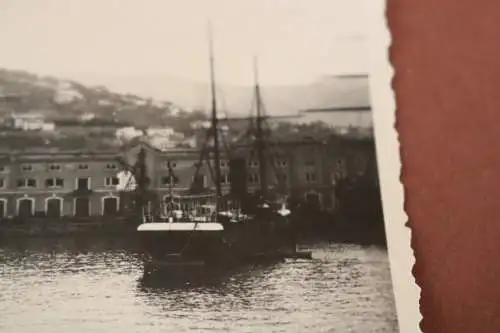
top-left (112, 23), bottom-right (311, 277)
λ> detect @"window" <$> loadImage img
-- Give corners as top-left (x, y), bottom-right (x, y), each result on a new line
top-left (48, 164), bottom-right (61, 171)
top-left (102, 197), bottom-right (119, 216)
top-left (45, 178), bottom-right (64, 188)
top-left (305, 172), bottom-right (317, 183)
top-left (0, 165), bottom-right (5, 172)
top-left (104, 177), bottom-right (119, 187)
top-left (247, 174), bottom-right (259, 184)
top-left (276, 159), bottom-right (287, 168)
top-left (0, 198), bottom-right (6, 218)
top-left (161, 161), bottom-right (176, 169)
top-left (74, 197), bottom-right (90, 217)
top-left (17, 178), bottom-right (37, 188)
top-left (0, 177), bottom-right (5, 188)
top-left (21, 164), bottom-right (33, 172)
top-left (76, 177), bottom-right (90, 190)
top-left (248, 160), bottom-right (259, 168)
top-left (161, 175), bottom-right (178, 186)
top-left (220, 174), bottom-right (230, 184)
top-left (78, 164), bottom-right (89, 170)
top-left (105, 163), bottom-right (117, 170)
top-left (191, 174), bottom-right (206, 189)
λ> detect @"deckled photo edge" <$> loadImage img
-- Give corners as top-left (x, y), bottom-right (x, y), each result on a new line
top-left (367, 0), bottom-right (421, 331)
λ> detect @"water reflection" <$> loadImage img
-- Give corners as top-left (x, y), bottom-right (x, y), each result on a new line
top-left (0, 238), bottom-right (398, 333)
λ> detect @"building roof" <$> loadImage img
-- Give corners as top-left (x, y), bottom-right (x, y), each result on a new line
top-left (302, 106), bottom-right (371, 113)
top-left (0, 133), bottom-right (120, 152)
top-left (10, 112), bottom-right (45, 119)
top-left (0, 130), bottom-right (345, 162)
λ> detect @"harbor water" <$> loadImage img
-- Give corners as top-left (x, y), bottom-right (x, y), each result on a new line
top-left (0, 238), bottom-right (398, 332)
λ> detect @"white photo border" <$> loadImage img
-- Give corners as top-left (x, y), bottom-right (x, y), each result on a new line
top-left (367, 0), bottom-right (421, 331)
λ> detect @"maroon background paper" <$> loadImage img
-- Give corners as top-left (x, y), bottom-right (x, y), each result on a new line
top-left (388, 0), bottom-right (500, 332)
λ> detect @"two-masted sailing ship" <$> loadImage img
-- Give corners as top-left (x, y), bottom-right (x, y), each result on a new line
top-left (117, 26), bottom-right (309, 273)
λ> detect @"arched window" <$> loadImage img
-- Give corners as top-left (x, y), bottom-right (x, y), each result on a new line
top-left (74, 197), bottom-right (90, 217)
top-left (17, 197), bottom-right (35, 217)
top-left (0, 198), bottom-right (7, 218)
top-left (305, 192), bottom-right (322, 210)
top-left (46, 197), bottom-right (63, 218)
top-left (102, 196), bottom-right (119, 216)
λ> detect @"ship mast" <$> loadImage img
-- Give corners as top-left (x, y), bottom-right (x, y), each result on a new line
top-left (253, 57), bottom-right (268, 196)
top-left (208, 22), bottom-right (223, 205)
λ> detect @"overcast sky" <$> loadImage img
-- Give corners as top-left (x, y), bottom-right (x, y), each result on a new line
top-left (0, 0), bottom-right (368, 86)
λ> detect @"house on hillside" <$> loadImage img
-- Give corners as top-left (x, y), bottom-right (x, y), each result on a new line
top-left (145, 126), bottom-right (185, 150)
top-left (179, 136), bottom-right (196, 148)
top-left (146, 127), bottom-right (175, 137)
top-left (53, 82), bottom-right (84, 104)
top-left (190, 120), bottom-right (210, 130)
top-left (79, 112), bottom-right (96, 121)
top-left (115, 126), bottom-right (143, 141)
top-left (5, 112), bottom-right (55, 132)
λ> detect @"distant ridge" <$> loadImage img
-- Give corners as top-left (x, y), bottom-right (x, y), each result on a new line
top-left (0, 68), bottom-right (198, 128)
top-left (71, 73), bottom-right (371, 117)
top-left (0, 68), bottom-right (370, 125)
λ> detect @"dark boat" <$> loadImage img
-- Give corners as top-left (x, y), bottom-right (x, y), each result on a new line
top-left (118, 25), bottom-right (306, 274)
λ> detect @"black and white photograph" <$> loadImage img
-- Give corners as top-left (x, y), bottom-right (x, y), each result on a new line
top-left (0, 1), bottom-right (406, 332)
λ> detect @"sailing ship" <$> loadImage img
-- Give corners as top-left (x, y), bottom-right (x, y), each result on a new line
top-left (117, 25), bottom-right (308, 274)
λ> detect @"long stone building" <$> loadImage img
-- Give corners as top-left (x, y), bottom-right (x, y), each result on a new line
top-left (0, 136), bottom-right (374, 219)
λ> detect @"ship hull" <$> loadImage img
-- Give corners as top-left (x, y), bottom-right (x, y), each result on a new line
top-left (139, 230), bottom-right (239, 267)
top-left (138, 219), bottom-right (296, 268)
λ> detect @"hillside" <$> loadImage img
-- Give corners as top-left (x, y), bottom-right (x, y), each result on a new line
top-left (73, 72), bottom-right (371, 117)
top-left (0, 68), bottom-right (206, 129)
top-left (0, 68), bottom-right (370, 136)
